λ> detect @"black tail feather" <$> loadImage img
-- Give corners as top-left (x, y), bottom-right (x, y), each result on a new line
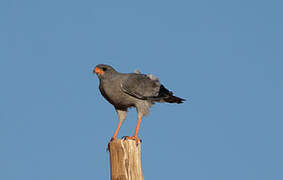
top-left (164, 95), bottom-right (185, 104)
top-left (144, 85), bottom-right (185, 103)
top-left (159, 85), bottom-right (185, 104)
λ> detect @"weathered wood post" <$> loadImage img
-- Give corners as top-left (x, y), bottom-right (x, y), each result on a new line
top-left (108, 139), bottom-right (144, 180)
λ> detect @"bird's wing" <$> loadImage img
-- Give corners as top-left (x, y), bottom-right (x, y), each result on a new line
top-left (121, 74), bottom-right (161, 100)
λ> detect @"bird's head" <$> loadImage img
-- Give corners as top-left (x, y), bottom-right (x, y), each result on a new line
top-left (93, 64), bottom-right (117, 79)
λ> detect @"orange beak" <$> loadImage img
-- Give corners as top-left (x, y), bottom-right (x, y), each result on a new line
top-left (94, 67), bottom-right (104, 75)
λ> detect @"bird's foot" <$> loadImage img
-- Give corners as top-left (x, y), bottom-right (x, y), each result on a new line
top-left (110, 137), bottom-right (117, 142)
top-left (122, 136), bottom-right (142, 145)
top-left (107, 136), bottom-right (117, 152)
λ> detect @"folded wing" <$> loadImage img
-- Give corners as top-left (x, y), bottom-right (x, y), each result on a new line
top-left (121, 74), bottom-right (161, 100)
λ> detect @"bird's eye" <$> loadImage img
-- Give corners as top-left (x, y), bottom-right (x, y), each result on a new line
top-left (102, 67), bottom-right (107, 71)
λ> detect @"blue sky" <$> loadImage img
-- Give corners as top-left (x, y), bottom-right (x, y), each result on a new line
top-left (1, 0), bottom-right (283, 179)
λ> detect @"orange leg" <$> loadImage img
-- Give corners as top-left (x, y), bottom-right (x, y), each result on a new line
top-left (124, 117), bottom-right (142, 144)
top-left (111, 120), bottom-right (123, 140)
top-left (134, 117), bottom-right (142, 138)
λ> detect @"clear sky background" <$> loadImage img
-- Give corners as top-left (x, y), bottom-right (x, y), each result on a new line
top-left (1, 0), bottom-right (283, 179)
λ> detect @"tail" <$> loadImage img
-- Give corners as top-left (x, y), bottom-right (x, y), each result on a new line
top-left (158, 85), bottom-right (186, 104)
top-left (164, 94), bottom-right (185, 104)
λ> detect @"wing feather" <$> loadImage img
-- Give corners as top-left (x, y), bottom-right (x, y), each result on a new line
top-left (121, 74), bottom-right (161, 100)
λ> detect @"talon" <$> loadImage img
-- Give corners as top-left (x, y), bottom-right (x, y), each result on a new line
top-left (110, 137), bottom-right (116, 141)
top-left (107, 137), bottom-right (117, 152)
top-left (106, 142), bottom-right (110, 152)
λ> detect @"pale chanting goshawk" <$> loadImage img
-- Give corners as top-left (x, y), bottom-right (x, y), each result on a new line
top-left (94, 64), bottom-right (185, 143)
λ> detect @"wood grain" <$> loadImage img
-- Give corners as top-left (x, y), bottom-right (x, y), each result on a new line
top-left (108, 139), bottom-right (144, 180)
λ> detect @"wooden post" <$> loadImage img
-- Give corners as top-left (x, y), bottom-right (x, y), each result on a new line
top-left (108, 139), bottom-right (144, 180)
